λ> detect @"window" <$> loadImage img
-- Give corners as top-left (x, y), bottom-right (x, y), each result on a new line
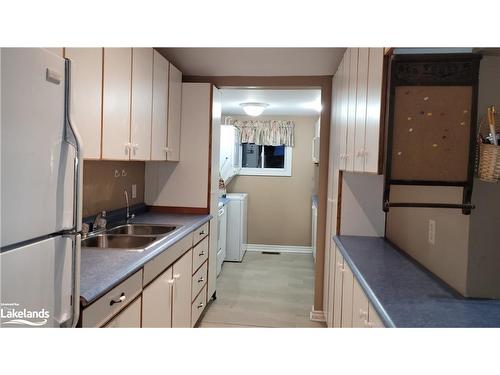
top-left (240, 143), bottom-right (292, 176)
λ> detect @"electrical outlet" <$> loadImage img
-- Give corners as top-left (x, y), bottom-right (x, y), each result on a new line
top-left (132, 184), bottom-right (137, 199)
top-left (428, 219), bottom-right (436, 245)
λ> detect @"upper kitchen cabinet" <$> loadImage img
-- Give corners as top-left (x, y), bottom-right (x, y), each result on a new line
top-left (336, 48), bottom-right (386, 174)
top-left (151, 50), bottom-right (169, 161)
top-left (65, 48), bottom-right (103, 159)
top-left (130, 48), bottom-right (153, 160)
top-left (102, 48), bottom-right (133, 160)
top-left (167, 63), bottom-right (182, 161)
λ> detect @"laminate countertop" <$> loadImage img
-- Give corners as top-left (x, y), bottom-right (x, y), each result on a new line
top-left (334, 235), bottom-right (500, 328)
top-left (80, 212), bottom-right (211, 307)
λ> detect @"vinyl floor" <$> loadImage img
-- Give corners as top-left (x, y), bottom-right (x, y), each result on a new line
top-left (199, 251), bottom-right (326, 328)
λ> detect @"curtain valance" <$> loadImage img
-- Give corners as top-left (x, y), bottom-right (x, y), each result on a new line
top-left (232, 120), bottom-right (295, 147)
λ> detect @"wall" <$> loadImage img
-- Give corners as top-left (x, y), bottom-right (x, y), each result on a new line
top-left (340, 173), bottom-right (385, 237)
top-left (227, 115), bottom-right (317, 247)
top-left (83, 160), bottom-right (145, 218)
top-left (386, 55), bottom-right (500, 297)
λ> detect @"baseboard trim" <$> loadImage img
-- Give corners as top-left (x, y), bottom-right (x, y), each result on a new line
top-left (310, 307), bottom-right (326, 322)
top-left (246, 244), bottom-right (313, 254)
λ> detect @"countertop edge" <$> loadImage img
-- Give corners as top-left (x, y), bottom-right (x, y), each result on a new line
top-left (333, 236), bottom-right (396, 328)
top-left (80, 214), bottom-right (212, 307)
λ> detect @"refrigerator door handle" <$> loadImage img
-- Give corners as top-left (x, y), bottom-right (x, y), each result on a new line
top-left (63, 58), bottom-right (83, 233)
top-left (60, 234), bottom-right (81, 328)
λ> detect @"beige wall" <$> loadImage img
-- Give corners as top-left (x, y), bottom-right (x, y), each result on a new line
top-left (83, 160), bottom-right (145, 218)
top-left (227, 115), bottom-right (317, 247)
top-left (386, 55), bottom-right (500, 298)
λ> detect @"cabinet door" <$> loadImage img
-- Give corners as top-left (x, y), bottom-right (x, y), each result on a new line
top-left (341, 262), bottom-right (354, 328)
top-left (327, 243), bottom-right (336, 328)
top-left (322, 237), bottom-right (330, 326)
top-left (354, 48), bottom-right (369, 172)
top-left (364, 48), bottom-right (384, 173)
top-left (151, 50), bottom-right (169, 161)
top-left (346, 48), bottom-right (358, 172)
top-left (352, 277), bottom-right (369, 328)
top-left (368, 303), bottom-right (385, 328)
top-left (142, 266), bottom-right (173, 328)
top-left (332, 246), bottom-right (344, 327)
top-left (130, 48), bottom-right (153, 160)
top-left (339, 51), bottom-right (349, 170)
top-left (105, 297), bottom-right (142, 328)
top-left (65, 48), bottom-right (103, 159)
top-left (167, 63), bottom-right (182, 161)
top-left (172, 249), bottom-right (193, 328)
top-left (102, 48), bottom-right (132, 160)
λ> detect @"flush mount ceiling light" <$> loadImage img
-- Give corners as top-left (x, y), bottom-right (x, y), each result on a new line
top-left (240, 102), bottom-right (269, 117)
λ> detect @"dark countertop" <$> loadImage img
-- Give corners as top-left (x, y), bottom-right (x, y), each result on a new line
top-left (334, 235), bottom-right (500, 328)
top-left (80, 212), bottom-right (211, 307)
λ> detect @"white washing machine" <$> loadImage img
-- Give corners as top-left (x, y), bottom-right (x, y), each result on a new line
top-left (225, 193), bottom-right (248, 262)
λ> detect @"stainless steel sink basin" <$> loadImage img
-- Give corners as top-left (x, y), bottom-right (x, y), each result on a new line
top-left (105, 224), bottom-right (181, 236)
top-left (81, 234), bottom-right (157, 250)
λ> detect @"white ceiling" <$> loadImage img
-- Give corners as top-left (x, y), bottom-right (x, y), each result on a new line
top-left (157, 48), bottom-right (345, 76)
top-left (221, 89), bottom-right (322, 116)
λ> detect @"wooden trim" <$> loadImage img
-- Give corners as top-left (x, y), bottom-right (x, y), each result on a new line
top-left (207, 85), bottom-right (214, 210)
top-left (182, 74), bottom-right (332, 312)
top-left (148, 206), bottom-right (210, 215)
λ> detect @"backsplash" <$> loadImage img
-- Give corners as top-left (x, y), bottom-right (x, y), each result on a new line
top-left (83, 160), bottom-right (145, 218)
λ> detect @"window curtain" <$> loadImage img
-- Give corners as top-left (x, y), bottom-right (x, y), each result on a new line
top-left (233, 120), bottom-right (295, 147)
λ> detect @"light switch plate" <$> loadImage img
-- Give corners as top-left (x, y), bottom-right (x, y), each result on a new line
top-left (428, 219), bottom-right (436, 245)
top-left (132, 184), bottom-right (137, 199)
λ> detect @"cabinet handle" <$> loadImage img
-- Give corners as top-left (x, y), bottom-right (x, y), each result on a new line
top-left (173, 274), bottom-right (181, 279)
top-left (125, 143), bottom-right (132, 154)
top-left (164, 147), bottom-right (170, 152)
top-left (199, 251), bottom-right (206, 257)
top-left (197, 276), bottom-right (205, 283)
top-left (197, 302), bottom-right (204, 309)
top-left (199, 230), bottom-right (206, 235)
top-left (110, 293), bottom-right (126, 306)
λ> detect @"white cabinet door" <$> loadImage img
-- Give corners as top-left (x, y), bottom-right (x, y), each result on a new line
top-left (167, 63), bottom-right (182, 161)
top-left (352, 277), bottom-right (370, 328)
top-left (102, 48), bottom-right (132, 160)
top-left (333, 246), bottom-right (343, 327)
top-left (105, 297), bottom-right (142, 328)
top-left (339, 51), bottom-right (349, 170)
top-left (354, 48), bottom-right (369, 172)
top-left (142, 266), bottom-right (173, 328)
top-left (130, 48), bottom-right (153, 160)
top-left (151, 50), bottom-right (169, 161)
top-left (323, 238), bottom-right (331, 326)
top-left (341, 261), bottom-right (354, 328)
top-left (172, 249), bottom-right (193, 328)
top-left (327, 243), bottom-right (337, 328)
top-left (368, 303), bottom-right (385, 328)
top-left (364, 48), bottom-right (384, 173)
top-left (65, 48), bottom-right (103, 159)
top-left (346, 48), bottom-right (358, 172)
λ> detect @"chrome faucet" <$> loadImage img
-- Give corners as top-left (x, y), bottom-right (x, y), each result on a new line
top-left (124, 190), bottom-right (135, 223)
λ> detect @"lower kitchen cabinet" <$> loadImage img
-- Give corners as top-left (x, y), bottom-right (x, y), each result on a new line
top-left (341, 260), bottom-right (354, 328)
top-left (327, 243), bottom-right (386, 328)
top-left (172, 249), bottom-right (193, 328)
top-left (142, 266), bottom-right (173, 328)
top-left (105, 296), bottom-right (142, 328)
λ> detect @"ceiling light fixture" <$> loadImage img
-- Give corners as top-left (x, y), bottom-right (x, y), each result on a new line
top-left (240, 102), bottom-right (269, 117)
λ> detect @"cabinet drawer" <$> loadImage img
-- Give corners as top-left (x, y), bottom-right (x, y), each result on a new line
top-left (82, 270), bottom-right (143, 328)
top-left (104, 296), bottom-right (142, 328)
top-left (368, 303), bottom-right (385, 328)
top-left (191, 285), bottom-right (207, 327)
top-left (192, 236), bottom-right (209, 272)
top-left (192, 260), bottom-right (208, 300)
top-left (193, 222), bottom-right (209, 246)
top-left (143, 234), bottom-right (192, 286)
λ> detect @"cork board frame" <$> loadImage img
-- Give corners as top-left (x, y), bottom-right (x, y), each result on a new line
top-left (383, 53), bottom-right (482, 214)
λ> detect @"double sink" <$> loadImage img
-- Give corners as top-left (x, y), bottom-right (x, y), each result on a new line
top-left (82, 224), bottom-right (182, 251)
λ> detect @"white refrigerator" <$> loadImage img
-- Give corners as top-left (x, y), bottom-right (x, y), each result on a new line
top-left (0, 48), bottom-right (82, 328)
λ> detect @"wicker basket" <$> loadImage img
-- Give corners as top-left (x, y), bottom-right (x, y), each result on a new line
top-left (477, 116), bottom-right (500, 182)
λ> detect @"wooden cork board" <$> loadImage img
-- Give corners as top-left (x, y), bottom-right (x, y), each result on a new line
top-left (391, 86), bottom-right (472, 182)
